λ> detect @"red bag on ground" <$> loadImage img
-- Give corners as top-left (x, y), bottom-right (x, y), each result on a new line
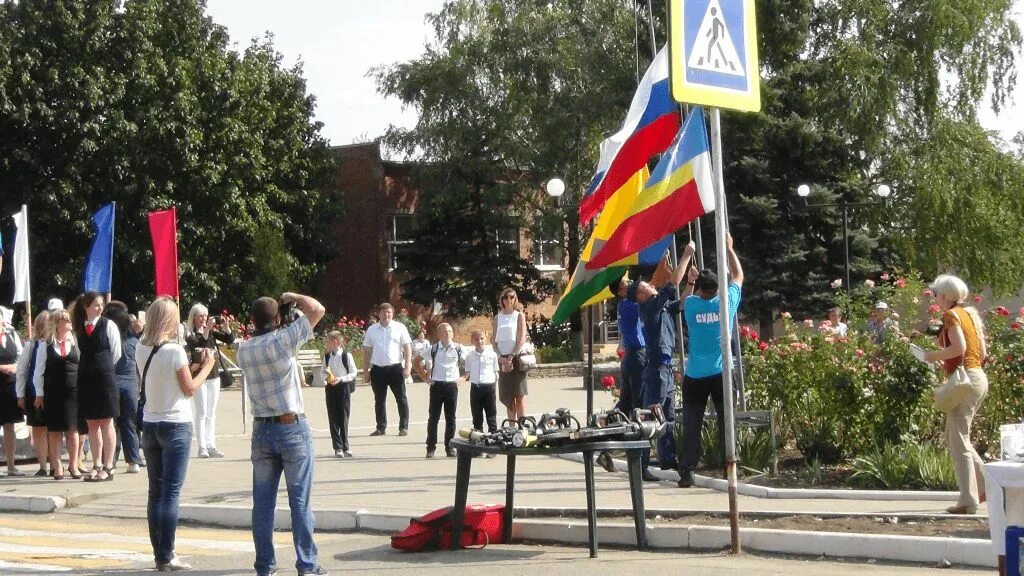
top-left (391, 504), bottom-right (506, 551)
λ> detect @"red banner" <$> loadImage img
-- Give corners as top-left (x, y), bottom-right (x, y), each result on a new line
top-left (147, 208), bottom-right (179, 300)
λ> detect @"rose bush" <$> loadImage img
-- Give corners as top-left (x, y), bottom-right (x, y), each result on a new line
top-left (745, 272), bottom-right (1022, 463)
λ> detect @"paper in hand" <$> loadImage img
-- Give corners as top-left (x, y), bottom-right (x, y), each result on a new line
top-left (909, 344), bottom-right (928, 363)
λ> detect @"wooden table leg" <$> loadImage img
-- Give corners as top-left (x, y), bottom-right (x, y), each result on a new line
top-left (626, 448), bottom-right (648, 550)
top-left (451, 450), bottom-right (473, 549)
top-left (504, 453), bottom-right (516, 543)
top-left (583, 449), bottom-right (598, 558)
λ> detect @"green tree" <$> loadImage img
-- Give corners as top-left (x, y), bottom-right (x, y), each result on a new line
top-left (0, 0), bottom-right (338, 314)
top-left (375, 0), bottom-right (1020, 334)
top-left (373, 0), bottom-right (650, 318)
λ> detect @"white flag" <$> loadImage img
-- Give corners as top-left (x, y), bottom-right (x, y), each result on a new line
top-left (11, 205), bottom-right (30, 303)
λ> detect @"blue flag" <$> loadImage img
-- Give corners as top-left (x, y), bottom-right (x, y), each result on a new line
top-left (83, 202), bottom-right (116, 293)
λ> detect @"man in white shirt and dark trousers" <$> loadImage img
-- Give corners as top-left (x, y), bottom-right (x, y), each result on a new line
top-left (464, 329), bottom-right (499, 446)
top-left (362, 303), bottom-right (412, 436)
top-left (323, 331), bottom-right (356, 458)
top-left (420, 323), bottom-right (462, 458)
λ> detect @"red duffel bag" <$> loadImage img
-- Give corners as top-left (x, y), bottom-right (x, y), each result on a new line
top-left (391, 504), bottom-right (506, 551)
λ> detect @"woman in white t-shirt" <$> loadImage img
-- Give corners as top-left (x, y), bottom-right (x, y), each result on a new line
top-left (135, 297), bottom-right (216, 571)
top-left (492, 287), bottom-right (528, 421)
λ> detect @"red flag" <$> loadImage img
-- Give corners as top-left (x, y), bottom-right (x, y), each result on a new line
top-left (147, 208), bottom-right (179, 300)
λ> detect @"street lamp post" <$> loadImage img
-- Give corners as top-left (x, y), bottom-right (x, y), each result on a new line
top-left (797, 183), bottom-right (891, 292)
top-left (547, 177), bottom-right (594, 419)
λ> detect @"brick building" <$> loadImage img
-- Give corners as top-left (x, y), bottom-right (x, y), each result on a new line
top-left (318, 142), bottom-right (578, 342)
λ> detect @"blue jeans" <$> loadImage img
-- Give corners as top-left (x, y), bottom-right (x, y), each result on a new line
top-left (114, 380), bottom-right (142, 466)
top-left (142, 421), bottom-right (192, 565)
top-left (641, 361), bottom-right (676, 469)
top-left (251, 419), bottom-right (318, 575)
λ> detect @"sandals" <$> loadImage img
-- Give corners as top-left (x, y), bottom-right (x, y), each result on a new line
top-left (83, 466), bottom-right (112, 482)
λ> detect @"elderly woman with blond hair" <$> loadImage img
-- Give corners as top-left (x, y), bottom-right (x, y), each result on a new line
top-left (921, 274), bottom-right (988, 515)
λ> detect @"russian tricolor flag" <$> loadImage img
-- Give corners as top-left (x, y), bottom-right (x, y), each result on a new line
top-left (586, 107), bottom-right (714, 270)
top-left (578, 46), bottom-right (681, 225)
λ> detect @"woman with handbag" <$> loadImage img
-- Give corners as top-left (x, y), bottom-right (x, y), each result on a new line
top-left (184, 304), bottom-right (235, 458)
top-left (138, 296), bottom-right (217, 571)
top-left (922, 274), bottom-right (988, 515)
top-left (492, 288), bottom-right (529, 421)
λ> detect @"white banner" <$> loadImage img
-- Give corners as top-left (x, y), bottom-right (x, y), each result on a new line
top-left (11, 205), bottom-right (30, 303)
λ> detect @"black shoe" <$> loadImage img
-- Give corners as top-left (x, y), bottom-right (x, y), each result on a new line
top-left (678, 469), bottom-right (695, 488)
top-left (642, 470), bottom-right (659, 482)
top-left (446, 448), bottom-right (457, 457)
top-left (426, 450), bottom-right (435, 459)
top-left (658, 460), bottom-right (678, 471)
top-left (34, 468), bottom-right (49, 478)
top-left (298, 567), bottom-right (328, 576)
top-left (370, 429), bottom-right (385, 436)
top-left (596, 451), bottom-right (616, 473)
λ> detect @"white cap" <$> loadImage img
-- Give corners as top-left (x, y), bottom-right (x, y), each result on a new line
top-left (47, 298), bottom-right (64, 312)
top-left (874, 301), bottom-right (889, 310)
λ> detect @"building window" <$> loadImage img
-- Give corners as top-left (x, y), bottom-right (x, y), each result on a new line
top-left (533, 234), bottom-right (563, 270)
top-left (388, 214), bottom-right (416, 271)
top-left (494, 226), bottom-right (519, 258)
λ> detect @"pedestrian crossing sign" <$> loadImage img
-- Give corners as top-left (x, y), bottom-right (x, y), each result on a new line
top-left (669, 0), bottom-right (761, 112)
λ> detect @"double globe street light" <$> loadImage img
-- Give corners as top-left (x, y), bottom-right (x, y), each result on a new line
top-left (797, 182), bottom-right (892, 292)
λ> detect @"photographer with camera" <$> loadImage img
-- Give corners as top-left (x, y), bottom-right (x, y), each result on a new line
top-left (237, 292), bottom-right (327, 576)
top-left (184, 304), bottom-right (235, 459)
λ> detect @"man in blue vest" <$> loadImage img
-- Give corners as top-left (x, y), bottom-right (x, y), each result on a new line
top-left (627, 241), bottom-right (696, 481)
top-left (678, 233), bottom-right (743, 488)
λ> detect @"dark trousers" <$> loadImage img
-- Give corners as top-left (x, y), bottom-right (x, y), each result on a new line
top-left (615, 346), bottom-right (647, 413)
top-left (470, 384), bottom-right (498, 433)
top-left (114, 380), bottom-right (142, 466)
top-left (369, 364), bottom-right (409, 432)
top-left (641, 362), bottom-right (676, 469)
top-left (680, 373), bottom-right (726, 472)
top-left (426, 381), bottom-right (458, 451)
top-left (324, 383), bottom-right (351, 451)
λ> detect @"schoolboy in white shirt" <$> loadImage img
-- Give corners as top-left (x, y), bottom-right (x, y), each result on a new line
top-left (464, 330), bottom-right (499, 448)
top-left (324, 331), bottom-right (356, 458)
top-left (419, 323), bottom-right (462, 458)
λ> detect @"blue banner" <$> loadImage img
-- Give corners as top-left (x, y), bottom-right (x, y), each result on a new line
top-left (82, 202), bottom-right (116, 293)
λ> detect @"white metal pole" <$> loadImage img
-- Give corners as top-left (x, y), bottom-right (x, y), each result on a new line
top-left (710, 107), bottom-right (740, 553)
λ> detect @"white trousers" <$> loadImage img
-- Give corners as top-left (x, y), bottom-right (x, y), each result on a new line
top-left (192, 377), bottom-right (221, 451)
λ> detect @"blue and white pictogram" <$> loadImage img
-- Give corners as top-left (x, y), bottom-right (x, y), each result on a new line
top-left (669, 0), bottom-right (761, 112)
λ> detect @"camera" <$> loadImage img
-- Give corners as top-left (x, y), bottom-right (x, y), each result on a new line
top-left (279, 301), bottom-right (300, 326)
top-left (191, 348), bottom-right (205, 365)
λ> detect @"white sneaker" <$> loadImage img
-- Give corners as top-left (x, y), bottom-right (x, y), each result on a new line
top-left (197, 450), bottom-right (210, 459)
top-left (156, 555), bottom-right (192, 571)
top-left (334, 450), bottom-right (345, 458)
top-left (207, 448), bottom-right (224, 458)
top-left (127, 463), bottom-right (141, 474)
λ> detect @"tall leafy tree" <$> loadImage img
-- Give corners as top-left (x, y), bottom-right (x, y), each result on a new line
top-left (373, 0), bottom-right (650, 317)
top-left (0, 0), bottom-right (337, 313)
top-left (376, 0), bottom-right (1020, 334)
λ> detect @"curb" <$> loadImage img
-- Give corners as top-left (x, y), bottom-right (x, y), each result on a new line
top-left (558, 453), bottom-right (959, 502)
top-left (175, 503), bottom-right (994, 568)
top-left (0, 493), bottom-right (65, 513)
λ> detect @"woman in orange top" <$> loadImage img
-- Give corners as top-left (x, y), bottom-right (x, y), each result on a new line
top-left (922, 274), bottom-right (987, 515)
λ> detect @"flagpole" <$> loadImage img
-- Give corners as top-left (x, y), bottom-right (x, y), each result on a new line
top-left (24, 301), bottom-right (31, 339)
top-left (711, 107), bottom-right (740, 554)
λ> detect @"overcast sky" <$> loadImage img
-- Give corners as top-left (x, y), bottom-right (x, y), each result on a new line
top-left (205, 0), bottom-right (1023, 147)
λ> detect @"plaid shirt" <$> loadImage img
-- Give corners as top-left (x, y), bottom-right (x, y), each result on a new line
top-left (238, 315), bottom-right (313, 417)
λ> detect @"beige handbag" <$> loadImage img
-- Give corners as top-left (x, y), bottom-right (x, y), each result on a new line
top-left (933, 364), bottom-right (971, 412)
top-left (932, 308), bottom-right (976, 413)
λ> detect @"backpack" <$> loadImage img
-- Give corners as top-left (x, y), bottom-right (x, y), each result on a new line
top-left (391, 504), bottom-right (505, 552)
top-left (339, 347), bottom-right (351, 373)
top-left (430, 342), bottom-right (462, 365)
